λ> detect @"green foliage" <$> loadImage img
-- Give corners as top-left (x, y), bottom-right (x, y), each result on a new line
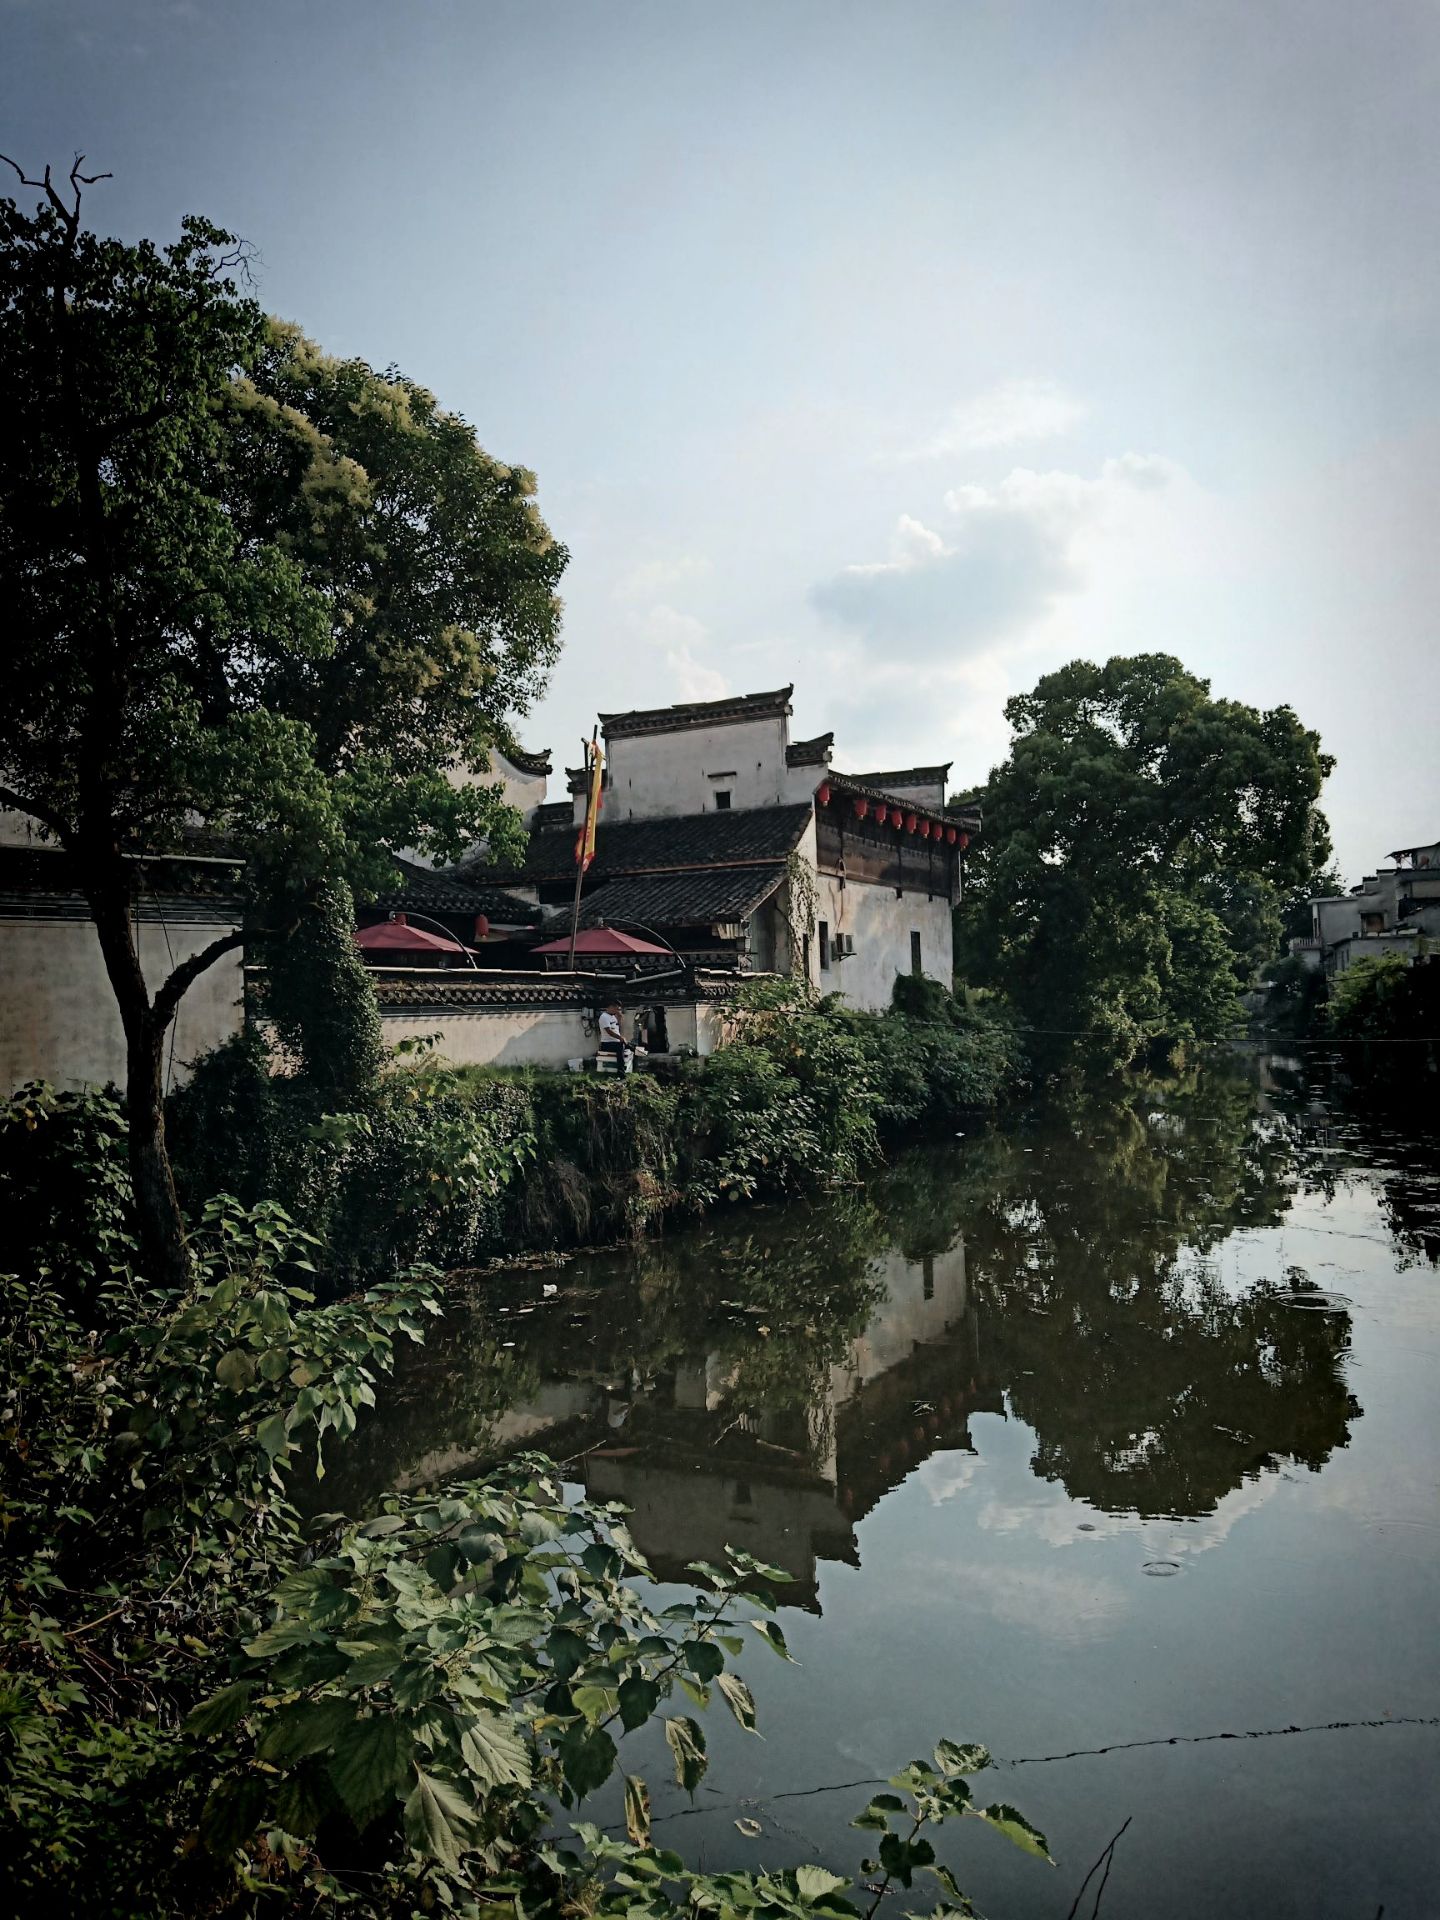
top-left (261, 877), bottom-right (383, 1103)
top-left (1327, 952), bottom-right (1439, 1049)
top-left (956, 653), bottom-right (1333, 1071)
top-left (1, 1107), bottom-right (1048, 1917)
top-left (0, 1081), bottom-right (135, 1315)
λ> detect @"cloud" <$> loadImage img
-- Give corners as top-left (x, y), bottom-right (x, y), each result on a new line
top-left (910, 379), bottom-right (1088, 459)
top-left (810, 453), bottom-right (1185, 663)
top-left (635, 602), bottom-right (727, 702)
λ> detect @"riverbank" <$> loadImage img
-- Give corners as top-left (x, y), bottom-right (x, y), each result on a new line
top-left (163, 976), bottom-right (1025, 1291)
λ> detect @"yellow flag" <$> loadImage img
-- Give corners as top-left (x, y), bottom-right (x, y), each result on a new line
top-left (575, 739), bottom-right (604, 870)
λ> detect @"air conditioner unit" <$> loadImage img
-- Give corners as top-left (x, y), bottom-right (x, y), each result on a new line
top-left (839, 933), bottom-right (856, 958)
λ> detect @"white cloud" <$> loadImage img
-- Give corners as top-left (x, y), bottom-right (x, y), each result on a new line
top-left (810, 451), bottom-right (1191, 664)
top-left (635, 602), bottom-right (728, 703)
top-left (910, 379), bottom-right (1088, 459)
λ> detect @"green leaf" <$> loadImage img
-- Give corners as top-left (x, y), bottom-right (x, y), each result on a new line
top-left (618, 1673), bottom-right (660, 1731)
top-left (274, 1760), bottom-right (332, 1839)
top-left (200, 1774), bottom-right (267, 1857)
top-left (571, 1684), bottom-right (618, 1725)
top-left (256, 1412), bottom-right (290, 1461)
top-left (404, 1766), bottom-right (475, 1871)
top-left (624, 1773), bottom-right (651, 1848)
top-left (327, 1715), bottom-right (413, 1828)
top-left (878, 1831), bottom-right (934, 1887)
top-left (975, 1803), bottom-right (1053, 1862)
top-left (256, 1695), bottom-right (356, 1763)
top-left (683, 1639), bottom-right (725, 1682)
top-left (559, 1724), bottom-right (618, 1800)
top-left (458, 1709), bottom-right (532, 1789)
top-left (663, 1716), bottom-right (707, 1796)
top-left (715, 1672), bottom-right (758, 1733)
top-left (749, 1617), bottom-right (794, 1661)
top-left (215, 1347), bottom-right (257, 1391)
top-left (935, 1739), bottom-right (990, 1777)
top-left (794, 1866), bottom-right (850, 1903)
top-left (184, 1679), bottom-right (255, 1738)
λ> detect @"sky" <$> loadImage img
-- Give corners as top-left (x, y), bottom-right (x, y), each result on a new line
top-left (5, 0), bottom-right (1438, 883)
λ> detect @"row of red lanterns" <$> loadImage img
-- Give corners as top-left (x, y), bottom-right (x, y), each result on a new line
top-left (815, 782), bottom-right (969, 849)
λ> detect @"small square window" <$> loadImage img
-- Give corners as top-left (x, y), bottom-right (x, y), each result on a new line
top-left (715, 790), bottom-right (732, 810)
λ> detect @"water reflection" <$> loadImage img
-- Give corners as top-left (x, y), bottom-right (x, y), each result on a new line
top-left (328, 1062), bottom-right (1440, 1592)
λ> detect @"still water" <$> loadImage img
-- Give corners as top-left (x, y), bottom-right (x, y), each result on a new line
top-left (334, 1056), bottom-right (1440, 1918)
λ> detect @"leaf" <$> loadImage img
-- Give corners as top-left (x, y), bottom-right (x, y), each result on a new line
top-left (256, 1695), bottom-right (355, 1763)
top-left (256, 1412), bottom-right (290, 1461)
top-left (878, 1831), bottom-right (934, 1887)
top-left (184, 1679), bottom-right (255, 1738)
top-left (458, 1709), bottom-right (532, 1789)
top-left (974, 1802), bottom-right (1053, 1862)
top-left (624, 1773), bottom-right (651, 1848)
top-left (618, 1673), bottom-right (660, 1732)
top-left (795, 1866), bottom-right (850, 1902)
top-left (274, 1760), bottom-right (332, 1839)
top-left (327, 1715), bottom-right (413, 1829)
top-left (403, 1766), bottom-right (475, 1872)
top-left (935, 1739), bottom-right (990, 1777)
top-left (749, 1617), bottom-right (794, 1661)
top-left (559, 1723), bottom-right (618, 1800)
top-left (683, 1639), bottom-right (725, 1682)
top-left (215, 1347), bottom-right (257, 1391)
top-left (716, 1672), bottom-right (758, 1734)
top-left (572, 1684), bottom-right (618, 1725)
top-left (200, 1774), bottom-right (267, 1857)
top-left (663, 1716), bottom-right (707, 1796)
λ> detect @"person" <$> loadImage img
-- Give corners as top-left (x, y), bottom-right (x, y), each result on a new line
top-left (597, 1001), bottom-right (628, 1076)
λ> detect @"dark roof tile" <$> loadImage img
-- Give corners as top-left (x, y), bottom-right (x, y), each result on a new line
top-left (460, 802), bottom-right (811, 887)
top-left (374, 856), bottom-right (542, 925)
top-left (575, 865), bottom-right (785, 929)
top-left (599, 686), bottom-right (793, 739)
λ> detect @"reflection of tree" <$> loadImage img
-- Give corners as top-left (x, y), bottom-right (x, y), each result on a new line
top-left (949, 1070), bottom-right (1360, 1516)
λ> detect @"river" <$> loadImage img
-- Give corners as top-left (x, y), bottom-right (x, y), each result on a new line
top-left (329, 1053), bottom-right (1440, 1918)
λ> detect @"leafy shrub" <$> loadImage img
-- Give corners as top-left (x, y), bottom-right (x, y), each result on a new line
top-left (0, 1081), bottom-right (135, 1316)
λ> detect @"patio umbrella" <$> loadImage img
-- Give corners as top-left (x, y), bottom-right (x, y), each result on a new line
top-left (531, 926), bottom-right (670, 956)
top-left (355, 921), bottom-right (472, 956)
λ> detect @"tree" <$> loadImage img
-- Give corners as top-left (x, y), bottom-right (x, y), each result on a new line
top-left (0, 161), bottom-right (567, 1282)
top-left (955, 654), bottom-right (1332, 1068)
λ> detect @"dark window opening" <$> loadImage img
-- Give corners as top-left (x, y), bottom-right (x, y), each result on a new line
top-left (922, 1255), bottom-right (935, 1301)
top-left (910, 930), bottom-right (922, 975)
top-left (714, 790), bottom-right (732, 810)
top-left (733, 1480), bottom-right (753, 1506)
top-left (819, 920), bottom-right (830, 970)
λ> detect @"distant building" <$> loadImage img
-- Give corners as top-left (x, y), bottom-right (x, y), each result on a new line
top-left (1300, 837), bottom-right (1440, 975)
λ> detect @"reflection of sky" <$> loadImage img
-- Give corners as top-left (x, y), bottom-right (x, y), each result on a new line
top-left (609, 1147), bottom-right (1440, 1920)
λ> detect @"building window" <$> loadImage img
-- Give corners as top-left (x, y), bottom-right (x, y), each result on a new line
top-left (910, 930), bottom-right (922, 975)
top-left (819, 920), bottom-right (830, 970)
top-left (714, 790), bottom-right (731, 810)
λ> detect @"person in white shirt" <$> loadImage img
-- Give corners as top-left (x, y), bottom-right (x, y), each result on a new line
top-left (597, 1002), bottom-right (628, 1075)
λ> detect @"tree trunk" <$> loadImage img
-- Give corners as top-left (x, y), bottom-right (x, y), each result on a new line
top-left (85, 866), bottom-right (192, 1289)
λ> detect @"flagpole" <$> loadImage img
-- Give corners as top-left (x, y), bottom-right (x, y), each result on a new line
top-left (567, 728), bottom-right (597, 971)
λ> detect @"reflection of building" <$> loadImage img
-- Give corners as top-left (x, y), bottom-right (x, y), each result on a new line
top-left (582, 1236), bottom-right (979, 1606)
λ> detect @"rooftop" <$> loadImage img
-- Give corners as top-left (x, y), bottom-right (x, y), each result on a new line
top-left (372, 855), bottom-right (542, 925)
top-left (599, 685), bottom-right (794, 739)
top-left (847, 763), bottom-right (952, 788)
top-left (786, 732), bottom-right (834, 768)
top-left (459, 801), bottom-right (813, 888)
top-left (496, 741), bottom-right (553, 778)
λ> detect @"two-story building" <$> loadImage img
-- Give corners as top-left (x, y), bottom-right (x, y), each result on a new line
top-left (451, 685), bottom-right (977, 1012)
top-left (1301, 837), bottom-right (1440, 975)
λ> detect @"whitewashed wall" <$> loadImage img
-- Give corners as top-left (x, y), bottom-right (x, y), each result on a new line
top-left (812, 870), bottom-right (954, 1011)
top-left (0, 916), bottom-right (244, 1095)
top-left (605, 716), bottom-right (789, 819)
top-left (376, 995), bottom-right (727, 1070)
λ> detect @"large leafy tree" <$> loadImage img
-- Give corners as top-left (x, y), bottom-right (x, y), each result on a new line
top-left (955, 653), bottom-right (1332, 1068)
top-left (0, 161), bottom-right (566, 1281)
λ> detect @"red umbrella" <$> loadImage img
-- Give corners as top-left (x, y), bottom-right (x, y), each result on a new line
top-left (355, 920), bottom-right (472, 956)
top-left (532, 926), bottom-right (670, 956)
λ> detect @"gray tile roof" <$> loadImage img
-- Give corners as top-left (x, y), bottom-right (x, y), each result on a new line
top-left (598, 686), bottom-right (793, 739)
top-left (460, 802), bottom-right (812, 888)
top-left (786, 732), bottom-right (834, 767)
top-left (575, 865), bottom-right (786, 929)
top-left (374, 856), bottom-right (542, 925)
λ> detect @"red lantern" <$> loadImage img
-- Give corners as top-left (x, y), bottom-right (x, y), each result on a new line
top-left (853, 795), bottom-right (868, 819)
top-left (946, 826), bottom-right (958, 845)
top-left (890, 807), bottom-right (904, 828)
top-left (919, 820), bottom-right (931, 839)
top-left (959, 832), bottom-right (970, 851)
top-left (905, 812), bottom-right (918, 834)
top-left (474, 914), bottom-right (490, 941)
top-left (817, 782), bottom-right (832, 807)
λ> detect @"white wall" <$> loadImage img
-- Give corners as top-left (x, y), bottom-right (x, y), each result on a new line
top-left (376, 994), bottom-right (728, 1069)
top-left (812, 871), bottom-right (954, 1011)
top-left (0, 915), bottom-right (244, 1094)
top-left (605, 716), bottom-right (789, 819)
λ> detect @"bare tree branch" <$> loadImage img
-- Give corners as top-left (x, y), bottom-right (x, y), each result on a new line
top-left (0, 151), bottom-right (110, 236)
top-left (0, 783), bottom-right (73, 841)
top-left (151, 928), bottom-right (248, 1032)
